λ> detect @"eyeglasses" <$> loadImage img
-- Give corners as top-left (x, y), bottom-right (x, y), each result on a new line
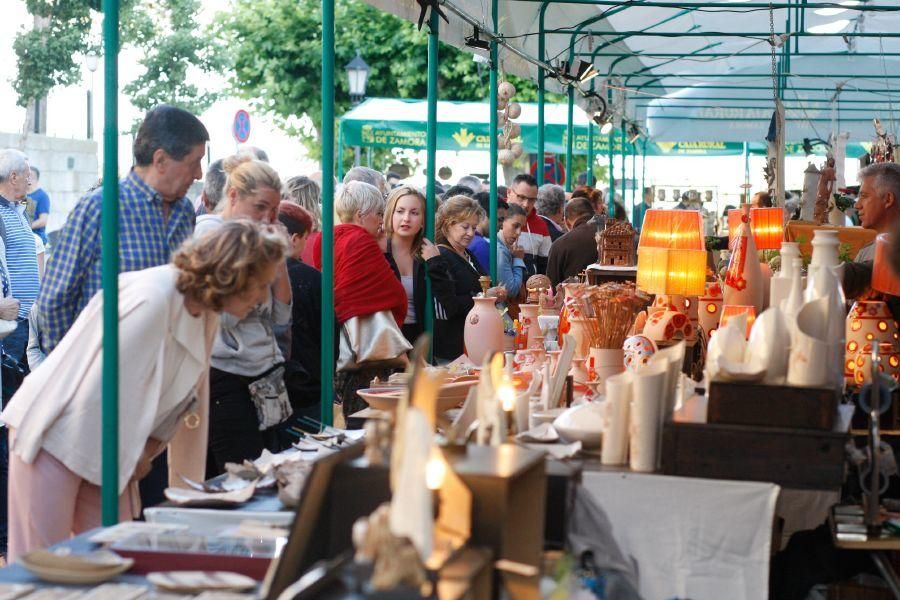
top-left (511, 190), bottom-right (537, 203)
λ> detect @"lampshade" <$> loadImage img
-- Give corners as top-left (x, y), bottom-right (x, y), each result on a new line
top-left (638, 209), bottom-right (705, 250)
top-left (873, 233), bottom-right (900, 296)
top-left (720, 304), bottom-right (756, 337)
top-left (750, 207), bottom-right (784, 250)
top-left (727, 207), bottom-right (785, 250)
top-left (636, 247), bottom-right (707, 296)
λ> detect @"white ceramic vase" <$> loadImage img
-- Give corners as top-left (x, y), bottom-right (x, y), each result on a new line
top-left (601, 372), bottom-right (632, 465)
top-left (629, 361), bottom-right (668, 472)
top-left (588, 347), bottom-right (626, 394)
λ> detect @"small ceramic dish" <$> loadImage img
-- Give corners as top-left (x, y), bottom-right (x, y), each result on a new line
top-left (147, 571), bottom-right (256, 594)
top-left (19, 550), bottom-right (133, 585)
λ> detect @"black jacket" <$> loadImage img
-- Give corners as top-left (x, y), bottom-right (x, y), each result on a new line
top-left (278, 258), bottom-right (327, 410)
top-left (385, 243), bottom-right (458, 350)
top-left (434, 246), bottom-right (488, 360)
top-left (547, 217), bottom-right (601, 286)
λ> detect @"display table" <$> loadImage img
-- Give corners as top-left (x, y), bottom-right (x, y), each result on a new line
top-left (785, 221), bottom-right (876, 260)
top-left (580, 470), bottom-right (779, 600)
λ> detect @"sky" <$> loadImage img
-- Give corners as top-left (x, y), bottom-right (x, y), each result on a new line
top-left (0, 0), bottom-right (317, 179)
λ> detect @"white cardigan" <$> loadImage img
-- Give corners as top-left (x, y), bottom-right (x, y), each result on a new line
top-left (1, 264), bottom-right (218, 493)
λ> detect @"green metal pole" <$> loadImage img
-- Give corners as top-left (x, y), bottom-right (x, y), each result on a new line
top-left (101, 0), bottom-right (120, 527)
top-left (607, 91), bottom-right (615, 215)
top-left (630, 143), bottom-right (637, 220)
top-left (425, 9), bottom-right (438, 350)
top-left (565, 87), bottom-right (574, 192)
top-left (536, 5), bottom-right (547, 186)
top-left (320, 0), bottom-right (335, 426)
top-left (587, 120), bottom-right (594, 188)
top-left (743, 142), bottom-right (750, 200)
top-left (489, 0), bottom-right (499, 283)
top-left (337, 120), bottom-right (345, 181)
top-left (620, 126), bottom-right (627, 212)
top-left (639, 139), bottom-right (647, 228)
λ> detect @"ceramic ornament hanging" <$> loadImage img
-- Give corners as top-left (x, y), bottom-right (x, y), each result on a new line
top-left (497, 98), bottom-right (508, 111)
top-left (498, 149), bottom-right (516, 165)
top-left (498, 81), bottom-right (516, 101)
top-left (507, 102), bottom-right (522, 120)
top-left (510, 142), bottom-right (524, 158)
top-left (497, 112), bottom-right (508, 127)
top-left (723, 204), bottom-right (764, 314)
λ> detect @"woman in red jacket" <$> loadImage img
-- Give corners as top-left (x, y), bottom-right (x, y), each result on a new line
top-left (319, 181), bottom-right (407, 419)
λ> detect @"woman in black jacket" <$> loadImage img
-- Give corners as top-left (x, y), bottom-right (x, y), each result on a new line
top-left (383, 186), bottom-right (457, 347)
top-left (433, 195), bottom-right (507, 361)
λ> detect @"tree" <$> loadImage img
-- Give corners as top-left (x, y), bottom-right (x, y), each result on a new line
top-left (14, 0), bottom-right (224, 132)
top-left (217, 0), bottom-right (561, 161)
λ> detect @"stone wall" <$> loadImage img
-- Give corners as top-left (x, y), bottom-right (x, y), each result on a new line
top-left (0, 132), bottom-right (99, 234)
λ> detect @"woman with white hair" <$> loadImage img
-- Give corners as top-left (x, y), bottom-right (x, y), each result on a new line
top-left (315, 181), bottom-right (407, 419)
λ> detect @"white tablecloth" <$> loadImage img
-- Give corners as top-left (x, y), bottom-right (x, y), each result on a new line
top-left (581, 470), bottom-right (780, 600)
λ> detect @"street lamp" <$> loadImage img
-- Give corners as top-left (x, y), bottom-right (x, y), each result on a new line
top-left (345, 52), bottom-right (370, 106)
top-left (345, 52), bottom-right (369, 167)
top-left (85, 53), bottom-right (99, 140)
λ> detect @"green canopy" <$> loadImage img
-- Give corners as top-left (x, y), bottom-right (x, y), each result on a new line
top-left (340, 98), bottom-right (869, 158)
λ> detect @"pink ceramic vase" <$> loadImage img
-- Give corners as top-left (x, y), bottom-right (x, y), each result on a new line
top-left (518, 304), bottom-right (541, 349)
top-left (464, 296), bottom-right (504, 364)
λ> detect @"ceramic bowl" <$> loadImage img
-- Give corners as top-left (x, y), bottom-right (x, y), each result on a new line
top-left (356, 379), bottom-right (477, 413)
top-left (553, 402), bottom-right (605, 449)
top-left (530, 407), bottom-right (565, 426)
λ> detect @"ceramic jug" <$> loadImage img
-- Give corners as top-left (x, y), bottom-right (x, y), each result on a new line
top-left (518, 304), bottom-right (541, 349)
top-left (464, 296), bottom-right (504, 364)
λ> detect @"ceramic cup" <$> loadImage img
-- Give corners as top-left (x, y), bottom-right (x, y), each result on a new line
top-left (629, 362), bottom-right (668, 472)
top-left (601, 371), bottom-right (632, 465)
top-left (588, 347), bottom-right (625, 393)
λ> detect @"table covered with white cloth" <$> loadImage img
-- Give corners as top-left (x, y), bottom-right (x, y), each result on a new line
top-left (580, 469), bottom-right (780, 600)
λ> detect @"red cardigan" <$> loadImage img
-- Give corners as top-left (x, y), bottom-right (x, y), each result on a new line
top-left (313, 224), bottom-right (406, 326)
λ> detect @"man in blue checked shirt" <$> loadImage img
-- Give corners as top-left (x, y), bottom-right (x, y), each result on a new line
top-left (36, 105), bottom-right (209, 353)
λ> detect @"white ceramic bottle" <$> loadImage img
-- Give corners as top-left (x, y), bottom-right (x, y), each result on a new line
top-left (769, 242), bottom-right (801, 310)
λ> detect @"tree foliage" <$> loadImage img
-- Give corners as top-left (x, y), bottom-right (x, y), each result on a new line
top-left (14, 0), bottom-right (224, 127)
top-left (217, 0), bottom-right (559, 158)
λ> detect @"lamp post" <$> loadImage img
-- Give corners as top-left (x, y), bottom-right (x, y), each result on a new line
top-left (85, 53), bottom-right (99, 140)
top-left (345, 52), bottom-right (369, 167)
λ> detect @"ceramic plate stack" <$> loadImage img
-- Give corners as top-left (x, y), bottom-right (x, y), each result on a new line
top-left (18, 550), bottom-right (133, 585)
top-left (147, 571), bottom-right (257, 594)
top-left (357, 378), bottom-right (477, 413)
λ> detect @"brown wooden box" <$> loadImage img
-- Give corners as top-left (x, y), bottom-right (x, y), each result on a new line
top-left (707, 380), bottom-right (840, 430)
top-left (444, 444), bottom-right (546, 600)
top-left (661, 421), bottom-right (847, 490)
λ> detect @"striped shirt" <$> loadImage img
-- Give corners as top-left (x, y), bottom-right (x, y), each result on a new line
top-left (0, 197), bottom-right (39, 319)
top-left (36, 170), bottom-right (196, 352)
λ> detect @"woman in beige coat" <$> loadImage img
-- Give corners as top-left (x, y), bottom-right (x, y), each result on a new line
top-left (1, 220), bottom-right (288, 560)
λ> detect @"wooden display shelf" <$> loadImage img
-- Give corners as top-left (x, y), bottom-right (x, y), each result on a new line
top-left (661, 421), bottom-right (848, 490)
top-left (707, 380), bottom-right (840, 430)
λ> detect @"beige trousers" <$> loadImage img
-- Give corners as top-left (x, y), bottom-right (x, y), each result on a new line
top-left (8, 444), bottom-right (135, 561)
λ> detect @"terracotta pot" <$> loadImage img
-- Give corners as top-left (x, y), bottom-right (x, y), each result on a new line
top-left (464, 297), bottom-right (504, 364)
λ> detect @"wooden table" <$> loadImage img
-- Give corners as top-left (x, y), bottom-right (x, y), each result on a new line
top-left (830, 505), bottom-right (900, 598)
top-left (785, 221), bottom-right (876, 260)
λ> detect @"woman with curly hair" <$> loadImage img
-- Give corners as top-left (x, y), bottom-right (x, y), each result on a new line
top-left (434, 195), bottom-right (506, 361)
top-left (1, 220), bottom-right (288, 559)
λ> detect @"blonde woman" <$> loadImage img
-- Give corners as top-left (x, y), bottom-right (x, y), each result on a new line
top-left (383, 185), bottom-right (457, 345)
top-left (194, 155), bottom-right (294, 474)
top-left (2, 221), bottom-right (288, 559)
top-left (282, 175), bottom-right (322, 267)
top-left (434, 195), bottom-right (506, 361)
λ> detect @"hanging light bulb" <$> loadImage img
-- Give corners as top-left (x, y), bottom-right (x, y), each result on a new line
top-left (600, 120), bottom-right (614, 135)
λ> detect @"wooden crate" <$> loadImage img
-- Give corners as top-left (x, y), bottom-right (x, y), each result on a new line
top-left (707, 380), bottom-right (840, 430)
top-left (661, 421), bottom-right (847, 490)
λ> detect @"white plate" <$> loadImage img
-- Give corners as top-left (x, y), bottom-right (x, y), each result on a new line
top-left (147, 571), bottom-right (257, 594)
top-left (163, 482), bottom-right (256, 507)
top-left (18, 551), bottom-right (133, 585)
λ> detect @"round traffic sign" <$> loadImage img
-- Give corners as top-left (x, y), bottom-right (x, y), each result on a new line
top-left (233, 109), bottom-right (251, 143)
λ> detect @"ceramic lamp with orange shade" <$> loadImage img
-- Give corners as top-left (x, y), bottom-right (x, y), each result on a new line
top-left (727, 207), bottom-right (785, 251)
top-left (638, 209), bottom-right (705, 251)
top-left (636, 247), bottom-right (707, 297)
top-left (719, 304), bottom-right (756, 338)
